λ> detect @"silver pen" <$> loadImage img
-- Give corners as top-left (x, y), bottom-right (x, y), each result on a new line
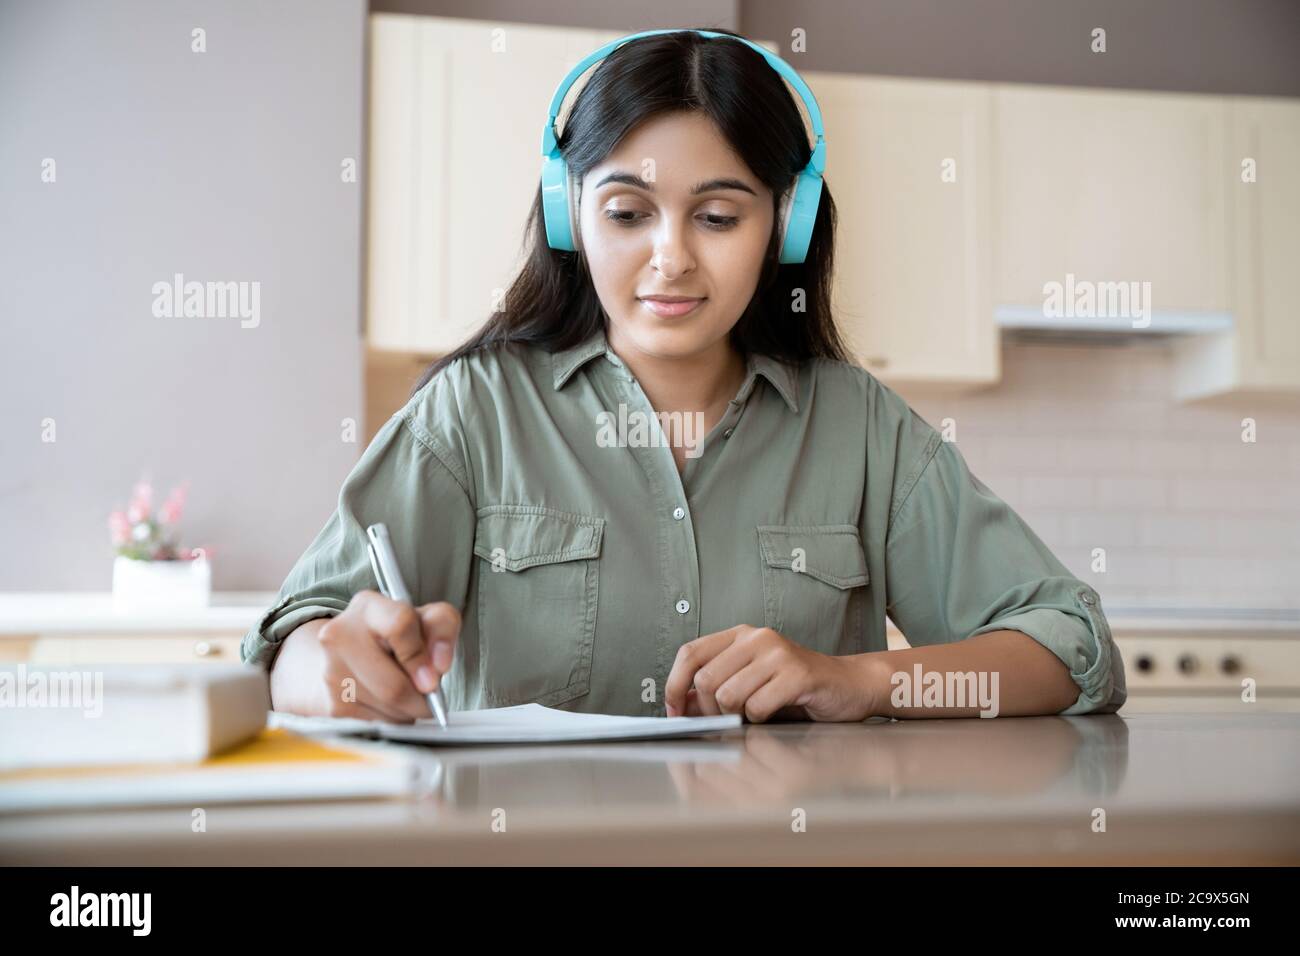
top-left (366, 522), bottom-right (449, 728)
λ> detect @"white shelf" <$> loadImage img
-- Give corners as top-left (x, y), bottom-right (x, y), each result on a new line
top-left (0, 592), bottom-right (279, 634)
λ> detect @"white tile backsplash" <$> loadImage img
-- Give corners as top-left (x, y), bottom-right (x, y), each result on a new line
top-left (898, 341), bottom-right (1300, 612)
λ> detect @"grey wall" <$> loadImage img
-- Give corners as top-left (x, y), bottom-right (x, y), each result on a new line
top-left (373, 0), bottom-right (740, 32)
top-left (376, 0), bottom-right (1300, 95)
top-left (0, 0), bottom-right (368, 590)
top-left (741, 0), bottom-right (1300, 95)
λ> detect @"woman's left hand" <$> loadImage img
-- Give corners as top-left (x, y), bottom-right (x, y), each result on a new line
top-left (663, 625), bottom-right (878, 722)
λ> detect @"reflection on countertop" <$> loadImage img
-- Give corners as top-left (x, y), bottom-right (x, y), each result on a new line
top-left (412, 712), bottom-right (1127, 811)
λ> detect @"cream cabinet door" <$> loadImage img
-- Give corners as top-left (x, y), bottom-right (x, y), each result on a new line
top-left (993, 85), bottom-right (1230, 320)
top-left (1174, 96), bottom-right (1300, 399)
top-left (808, 73), bottom-right (997, 388)
top-left (367, 14), bottom-right (428, 352)
top-left (1226, 97), bottom-right (1300, 390)
top-left (367, 15), bottom-right (621, 354)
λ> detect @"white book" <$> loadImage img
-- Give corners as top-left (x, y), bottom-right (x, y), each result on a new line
top-left (271, 702), bottom-right (743, 746)
top-left (0, 662), bottom-right (268, 770)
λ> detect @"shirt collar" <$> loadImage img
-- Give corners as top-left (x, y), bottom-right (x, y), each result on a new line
top-left (551, 324), bottom-right (800, 413)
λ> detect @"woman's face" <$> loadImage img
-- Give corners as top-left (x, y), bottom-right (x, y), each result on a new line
top-left (578, 111), bottom-right (775, 361)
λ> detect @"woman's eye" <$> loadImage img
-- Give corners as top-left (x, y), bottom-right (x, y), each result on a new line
top-left (604, 210), bottom-right (646, 226)
top-left (700, 214), bottom-right (739, 230)
top-left (602, 210), bottom-right (740, 230)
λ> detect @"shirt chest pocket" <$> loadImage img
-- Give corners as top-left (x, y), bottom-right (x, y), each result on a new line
top-left (757, 525), bottom-right (870, 656)
top-left (473, 506), bottom-right (604, 708)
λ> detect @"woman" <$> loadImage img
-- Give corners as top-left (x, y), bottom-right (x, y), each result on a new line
top-left (247, 28), bottom-right (1125, 723)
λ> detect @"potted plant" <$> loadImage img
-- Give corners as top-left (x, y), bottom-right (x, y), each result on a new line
top-left (108, 478), bottom-right (211, 610)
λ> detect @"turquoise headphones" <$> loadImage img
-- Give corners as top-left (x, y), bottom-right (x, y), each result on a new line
top-left (540, 28), bottom-right (828, 264)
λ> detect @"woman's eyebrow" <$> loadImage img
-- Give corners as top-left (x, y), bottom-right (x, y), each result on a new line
top-left (593, 171), bottom-right (757, 196)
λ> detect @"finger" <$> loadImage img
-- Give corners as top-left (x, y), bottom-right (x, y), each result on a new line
top-left (740, 671), bottom-right (801, 724)
top-left (357, 591), bottom-right (434, 693)
top-left (664, 628), bottom-right (742, 716)
top-left (710, 651), bottom-right (780, 718)
top-left (683, 687), bottom-right (702, 716)
top-left (694, 637), bottom-right (770, 717)
top-left (416, 602), bottom-right (461, 683)
top-left (318, 617), bottom-right (415, 723)
top-left (338, 630), bottom-right (431, 722)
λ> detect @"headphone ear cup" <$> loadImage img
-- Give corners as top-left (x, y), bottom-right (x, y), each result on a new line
top-left (778, 170), bottom-right (822, 264)
top-left (569, 169), bottom-right (583, 253)
top-left (777, 182), bottom-right (798, 259)
top-left (541, 153), bottom-right (576, 251)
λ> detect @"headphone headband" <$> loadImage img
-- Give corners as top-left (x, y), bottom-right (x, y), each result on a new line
top-left (541, 29), bottom-right (825, 173)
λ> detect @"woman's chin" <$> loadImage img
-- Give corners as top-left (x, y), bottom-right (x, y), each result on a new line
top-left (623, 320), bottom-right (710, 356)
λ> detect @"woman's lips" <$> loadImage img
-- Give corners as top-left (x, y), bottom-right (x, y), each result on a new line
top-left (639, 297), bottom-right (705, 317)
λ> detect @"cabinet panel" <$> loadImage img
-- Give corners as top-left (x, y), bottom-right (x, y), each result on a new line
top-left (993, 86), bottom-right (1227, 317)
top-left (443, 23), bottom-right (620, 353)
top-left (1174, 96), bottom-right (1300, 399)
top-left (366, 14), bottom-right (422, 352)
top-left (810, 73), bottom-right (996, 386)
top-left (1232, 98), bottom-right (1300, 389)
top-left (367, 16), bottom-right (620, 355)
top-left (994, 85), bottom-right (1230, 318)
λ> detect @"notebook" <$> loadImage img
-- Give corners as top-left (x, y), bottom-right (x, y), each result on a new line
top-left (270, 702), bottom-right (744, 746)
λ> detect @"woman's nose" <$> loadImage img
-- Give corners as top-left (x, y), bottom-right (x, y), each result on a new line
top-left (650, 217), bottom-right (696, 278)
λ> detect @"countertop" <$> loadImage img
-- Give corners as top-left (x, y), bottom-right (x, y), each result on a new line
top-left (3, 712), bottom-right (1297, 865)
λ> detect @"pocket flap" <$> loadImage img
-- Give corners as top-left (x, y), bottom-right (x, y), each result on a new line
top-left (474, 506), bottom-right (604, 572)
top-left (757, 525), bottom-right (869, 589)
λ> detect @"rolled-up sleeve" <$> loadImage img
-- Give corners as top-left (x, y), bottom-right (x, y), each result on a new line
top-left (883, 419), bottom-right (1126, 715)
top-left (241, 388), bottom-right (477, 671)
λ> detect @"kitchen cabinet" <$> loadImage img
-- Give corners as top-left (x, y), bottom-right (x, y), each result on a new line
top-left (992, 84), bottom-right (1231, 322)
top-left (1174, 96), bottom-right (1300, 399)
top-left (808, 72), bottom-right (998, 389)
top-left (366, 15), bottom-right (622, 354)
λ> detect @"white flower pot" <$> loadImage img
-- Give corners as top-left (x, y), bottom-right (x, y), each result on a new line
top-left (112, 555), bottom-right (211, 611)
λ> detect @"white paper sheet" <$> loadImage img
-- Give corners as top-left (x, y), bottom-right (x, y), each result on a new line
top-left (270, 703), bottom-right (743, 746)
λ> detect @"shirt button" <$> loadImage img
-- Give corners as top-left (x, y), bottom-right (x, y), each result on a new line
top-left (675, 599), bottom-right (690, 614)
top-left (1080, 590), bottom-right (1096, 606)
top-left (672, 506), bottom-right (685, 520)
top-left (723, 427), bottom-right (734, 438)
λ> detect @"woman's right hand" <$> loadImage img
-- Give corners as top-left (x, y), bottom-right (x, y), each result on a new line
top-left (268, 590), bottom-right (460, 721)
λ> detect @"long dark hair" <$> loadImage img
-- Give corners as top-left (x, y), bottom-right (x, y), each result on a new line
top-left (410, 27), bottom-right (850, 397)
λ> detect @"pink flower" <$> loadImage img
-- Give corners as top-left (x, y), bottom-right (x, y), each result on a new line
top-left (108, 510), bottom-right (130, 546)
top-left (160, 480), bottom-right (190, 525)
top-left (128, 479), bottom-right (153, 522)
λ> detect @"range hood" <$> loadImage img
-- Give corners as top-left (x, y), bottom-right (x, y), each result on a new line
top-left (996, 305), bottom-right (1233, 345)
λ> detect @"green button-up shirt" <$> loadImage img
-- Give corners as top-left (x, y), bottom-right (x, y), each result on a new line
top-left (243, 323), bottom-right (1126, 717)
